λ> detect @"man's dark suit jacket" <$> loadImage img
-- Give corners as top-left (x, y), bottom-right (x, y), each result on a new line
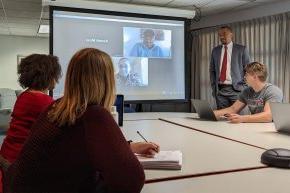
top-left (210, 43), bottom-right (250, 97)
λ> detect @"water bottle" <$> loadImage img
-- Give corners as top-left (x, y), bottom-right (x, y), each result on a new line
top-left (111, 106), bottom-right (119, 125)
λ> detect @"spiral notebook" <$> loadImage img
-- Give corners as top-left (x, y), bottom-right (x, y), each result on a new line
top-left (137, 150), bottom-right (182, 170)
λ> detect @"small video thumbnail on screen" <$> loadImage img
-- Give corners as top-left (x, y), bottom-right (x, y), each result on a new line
top-left (112, 57), bottom-right (149, 87)
top-left (123, 27), bottom-right (172, 58)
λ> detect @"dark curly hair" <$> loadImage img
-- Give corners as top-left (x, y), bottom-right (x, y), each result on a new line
top-left (18, 54), bottom-right (62, 90)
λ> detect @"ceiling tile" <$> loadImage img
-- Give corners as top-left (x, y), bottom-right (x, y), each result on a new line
top-left (0, 0), bottom-right (284, 37)
top-left (5, 9), bottom-right (41, 19)
top-left (232, 2), bottom-right (262, 11)
top-left (168, 0), bottom-right (212, 7)
top-left (9, 27), bottom-right (37, 36)
top-left (131, 0), bottom-right (171, 6)
top-left (0, 24), bottom-right (9, 29)
top-left (86, 0), bottom-right (131, 2)
top-left (8, 23), bottom-right (38, 30)
top-left (0, 9), bottom-right (5, 17)
top-left (40, 19), bottom-right (49, 25)
top-left (0, 16), bottom-right (7, 27)
top-left (0, 22), bottom-right (8, 28)
top-left (42, 11), bottom-right (49, 20)
top-left (36, 33), bottom-right (49, 38)
top-left (7, 17), bottom-right (39, 24)
top-left (203, 0), bottom-right (248, 9)
top-left (3, 0), bottom-right (41, 3)
top-left (201, 7), bottom-right (228, 16)
top-left (200, 0), bottom-right (249, 15)
top-left (2, 1), bottom-right (41, 12)
top-left (0, 29), bottom-right (10, 35)
top-left (167, 5), bottom-right (195, 10)
top-left (255, 0), bottom-right (282, 2)
top-left (42, 6), bottom-right (49, 12)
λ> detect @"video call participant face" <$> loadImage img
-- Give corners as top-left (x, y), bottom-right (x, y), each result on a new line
top-left (118, 58), bottom-right (131, 77)
top-left (218, 27), bottom-right (233, 45)
top-left (143, 30), bottom-right (155, 49)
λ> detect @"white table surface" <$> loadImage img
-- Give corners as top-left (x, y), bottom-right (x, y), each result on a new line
top-left (122, 119), bottom-right (265, 182)
top-left (161, 116), bottom-right (290, 150)
top-left (142, 167), bottom-right (290, 193)
top-left (124, 112), bottom-right (194, 121)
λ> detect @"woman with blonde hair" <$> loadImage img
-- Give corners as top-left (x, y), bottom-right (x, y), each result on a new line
top-left (4, 48), bottom-right (157, 193)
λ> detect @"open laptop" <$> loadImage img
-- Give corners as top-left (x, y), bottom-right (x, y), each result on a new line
top-left (191, 99), bottom-right (218, 121)
top-left (114, 94), bottom-right (124, 126)
top-left (270, 102), bottom-right (290, 133)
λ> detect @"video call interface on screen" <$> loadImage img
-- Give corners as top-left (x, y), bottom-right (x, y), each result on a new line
top-left (53, 10), bottom-right (186, 101)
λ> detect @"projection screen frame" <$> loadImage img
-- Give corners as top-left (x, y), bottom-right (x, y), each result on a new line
top-left (49, 6), bottom-right (191, 104)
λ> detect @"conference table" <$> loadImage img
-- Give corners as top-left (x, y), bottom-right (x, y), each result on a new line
top-left (122, 113), bottom-right (290, 193)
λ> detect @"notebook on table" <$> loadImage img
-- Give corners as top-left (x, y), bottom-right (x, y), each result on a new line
top-left (137, 150), bottom-right (182, 170)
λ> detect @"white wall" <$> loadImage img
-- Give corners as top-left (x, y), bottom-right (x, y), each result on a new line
top-left (0, 35), bottom-right (49, 90)
top-left (191, 0), bottom-right (290, 30)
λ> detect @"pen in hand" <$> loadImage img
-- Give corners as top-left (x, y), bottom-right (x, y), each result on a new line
top-left (137, 131), bottom-right (148, 142)
top-left (136, 131), bottom-right (159, 156)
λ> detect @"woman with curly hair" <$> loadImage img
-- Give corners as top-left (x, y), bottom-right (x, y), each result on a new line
top-left (0, 54), bottom-right (61, 193)
top-left (0, 54), bottom-right (62, 163)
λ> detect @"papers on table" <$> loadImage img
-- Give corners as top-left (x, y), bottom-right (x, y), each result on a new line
top-left (137, 150), bottom-right (182, 170)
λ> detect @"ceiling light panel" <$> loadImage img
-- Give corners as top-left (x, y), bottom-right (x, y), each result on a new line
top-left (38, 24), bottom-right (49, 34)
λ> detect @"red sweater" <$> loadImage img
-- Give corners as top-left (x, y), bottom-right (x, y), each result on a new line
top-left (0, 91), bottom-right (53, 162)
top-left (5, 105), bottom-right (145, 193)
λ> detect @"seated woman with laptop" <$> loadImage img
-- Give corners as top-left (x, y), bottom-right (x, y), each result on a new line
top-left (214, 62), bottom-right (283, 123)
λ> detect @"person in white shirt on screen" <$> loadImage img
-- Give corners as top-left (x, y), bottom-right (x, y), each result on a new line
top-left (130, 29), bottom-right (164, 57)
top-left (214, 62), bottom-right (283, 123)
top-left (115, 58), bottom-right (142, 86)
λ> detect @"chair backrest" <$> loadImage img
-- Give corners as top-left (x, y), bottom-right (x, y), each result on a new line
top-left (15, 90), bottom-right (23, 97)
top-left (0, 88), bottom-right (17, 110)
top-left (0, 88), bottom-right (17, 131)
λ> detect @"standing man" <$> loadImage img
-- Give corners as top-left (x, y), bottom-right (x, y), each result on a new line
top-left (210, 26), bottom-right (250, 109)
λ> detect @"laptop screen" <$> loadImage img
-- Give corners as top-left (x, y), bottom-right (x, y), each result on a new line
top-left (114, 94), bottom-right (124, 126)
